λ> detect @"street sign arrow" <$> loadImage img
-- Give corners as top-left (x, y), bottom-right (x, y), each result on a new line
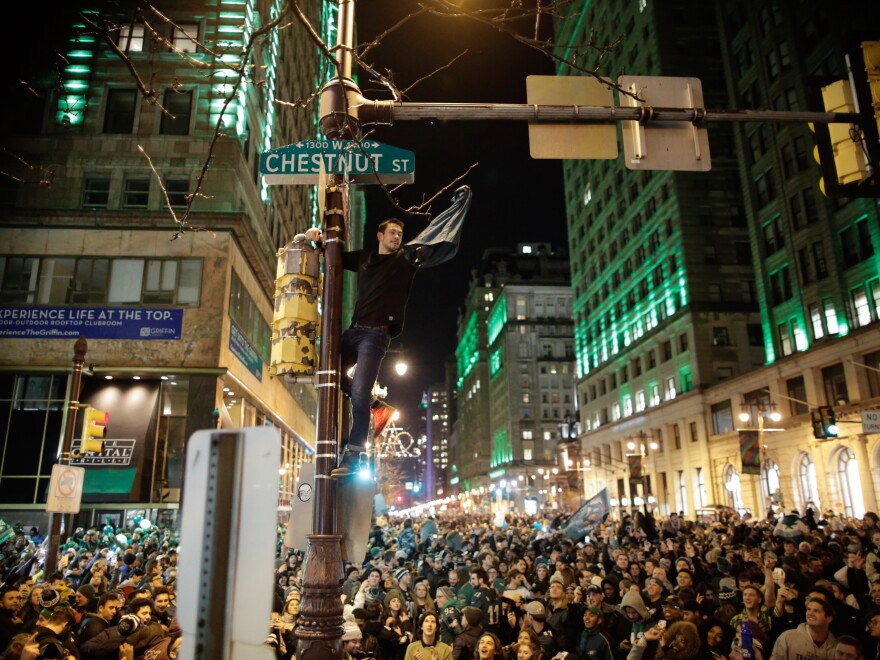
top-left (260, 139), bottom-right (415, 185)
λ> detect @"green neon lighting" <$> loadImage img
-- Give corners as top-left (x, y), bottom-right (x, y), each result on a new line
top-left (488, 468), bottom-right (506, 479)
top-left (491, 430), bottom-right (511, 468)
top-left (490, 348), bottom-right (502, 377)
top-left (487, 296), bottom-right (507, 345)
top-left (64, 65), bottom-right (90, 75)
top-left (67, 50), bottom-right (92, 59)
top-left (450, 476), bottom-right (459, 485)
top-left (219, 11), bottom-right (245, 18)
top-left (838, 320), bottom-right (850, 336)
top-left (455, 311), bottom-right (479, 388)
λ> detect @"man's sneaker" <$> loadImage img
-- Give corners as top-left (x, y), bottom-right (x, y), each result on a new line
top-left (371, 402), bottom-right (395, 437)
top-left (331, 449), bottom-right (366, 478)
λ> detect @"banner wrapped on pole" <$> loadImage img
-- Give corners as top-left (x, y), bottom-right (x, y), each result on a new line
top-left (562, 488), bottom-right (610, 540)
top-left (739, 430), bottom-right (761, 475)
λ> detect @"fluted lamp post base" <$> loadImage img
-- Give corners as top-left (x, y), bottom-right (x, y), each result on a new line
top-left (295, 534), bottom-right (345, 660)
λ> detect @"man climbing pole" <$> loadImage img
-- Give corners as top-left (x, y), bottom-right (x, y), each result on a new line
top-left (307, 185), bottom-right (472, 477)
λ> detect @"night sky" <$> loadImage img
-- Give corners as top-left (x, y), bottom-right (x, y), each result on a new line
top-left (355, 1), bottom-right (569, 427)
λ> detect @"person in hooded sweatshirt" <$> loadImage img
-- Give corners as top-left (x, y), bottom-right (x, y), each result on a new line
top-left (616, 588), bottom-right (651, 659)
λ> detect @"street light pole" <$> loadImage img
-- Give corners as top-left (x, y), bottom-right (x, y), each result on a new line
top-left (46, 337), bottom-right (88, 573)
top-left (294, 2), bottom-right (356, 658)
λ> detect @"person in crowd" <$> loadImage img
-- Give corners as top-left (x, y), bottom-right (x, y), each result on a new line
top-left (453, 607), bottom-right (483, 660)
top-left (405, 612), bottom-right (453, 660)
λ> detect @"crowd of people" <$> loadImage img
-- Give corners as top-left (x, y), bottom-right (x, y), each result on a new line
top-left (272, 506), bottom-right (880, 660)
top-left (1, 504), bottom-right (879, 659)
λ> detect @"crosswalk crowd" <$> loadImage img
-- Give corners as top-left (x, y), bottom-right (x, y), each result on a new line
top-left (0, 505), bottom-right (879, 659)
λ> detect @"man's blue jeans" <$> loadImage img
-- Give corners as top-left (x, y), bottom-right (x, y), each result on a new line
top-left (340, 326), bottom-right (390, 450)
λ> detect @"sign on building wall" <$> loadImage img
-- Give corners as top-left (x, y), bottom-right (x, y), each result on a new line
top-left (229, 321), bottom-right (263, 382)
top-left (0, 306), bottom-right (183, 340)
top-left (69, 439), bottom-right (136, 466)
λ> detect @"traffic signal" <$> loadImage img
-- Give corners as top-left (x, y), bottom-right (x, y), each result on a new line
top-left (78, 405), bottom-right (108, 454)
top-left (813, 406), bottom-right (839, 439)
top-left (820, 80), bottom-right (869, 187)
top-left (269, 234), bottom-right (321, 377)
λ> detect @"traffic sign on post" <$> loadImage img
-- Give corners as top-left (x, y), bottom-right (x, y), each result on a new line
top-left (526, 76), bottom-right (618, 159)
top-left (862, 410), bottom-right (880, 433)
top-left (619, 76), bottom-right (711, 171)
top-left (260, 139), bottom-right (415, 185)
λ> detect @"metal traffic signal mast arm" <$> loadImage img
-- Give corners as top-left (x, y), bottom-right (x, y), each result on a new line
top-left (359, 100), bottom-right (860, 126)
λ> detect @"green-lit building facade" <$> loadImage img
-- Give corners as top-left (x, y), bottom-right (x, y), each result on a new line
top-left (556, 0), bottom-right (880, 519)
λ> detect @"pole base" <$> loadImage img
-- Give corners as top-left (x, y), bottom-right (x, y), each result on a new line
top-left (295, 534), bottom-right (344, 659)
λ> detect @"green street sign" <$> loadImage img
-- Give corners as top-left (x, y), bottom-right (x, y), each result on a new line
top-left (260, 139), bottom-right (415, 185)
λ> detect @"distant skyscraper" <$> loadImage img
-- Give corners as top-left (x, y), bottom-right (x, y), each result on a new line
top-left (452, 243), bottom-right (574, 509)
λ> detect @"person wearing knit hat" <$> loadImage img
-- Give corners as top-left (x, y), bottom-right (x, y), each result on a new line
top-left (75, 584), bottom-right (96, 607)
top-left (341, 618), bottom-right (362, 659)
top-left (455, 607), bottom-right (485, 658)
top-left (39, 588), bottom-right (62, 611)
top-left (435, 586), bottom-right (463, 645)
top-left (682, 599), bottom-right (701, 625)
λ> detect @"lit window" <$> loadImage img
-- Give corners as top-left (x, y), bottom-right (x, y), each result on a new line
top-left (635, 390), bottom-right (646, 412)
top-left (543, 431), bottom-right (551, 441)
top-left (522, 245), bottom-right (533, 254)
top-left (522, 430), bottom-right (533, 440)
top-left (524, 447), bottom-right (533, 461)
top-left (583, 183), bottom-right (593, 206)
top-left (624, 397), bottom-right (633, 416)
top-left (172, 23), bottom-right (200, 53)
top-left (612, 403), bottom-right (621, 421)
top-left (118, 24), bottom-right (145, 52)
top-left (665, 377), bottom-right (677, 400)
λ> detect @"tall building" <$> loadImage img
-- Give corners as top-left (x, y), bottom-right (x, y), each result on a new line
top-left (0, 0), bottom-right (331, 525)
top-left (425, 382), bottom-right (451, 498)
top-left (555, 0), bottom-right (880, 519)
top-left (452, 244), bottom-right (574, 511)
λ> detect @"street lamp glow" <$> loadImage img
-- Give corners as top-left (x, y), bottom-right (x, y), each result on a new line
top-left (769, 411), bottom-right (782, 422)
top-left (626, 441), bottom-right (636, 451)
top-left (648, 441), bottom-right (658, 451)
top-left (739, 411), bottom-right (751, 422)
top-left (391, 410), bottom-right (401, 422)
top-left (395, 360), bottom-right (408, 376)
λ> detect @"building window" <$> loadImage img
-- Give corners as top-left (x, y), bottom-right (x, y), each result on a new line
top-left (160, 90), bottom-right (193, 135)
top-left (747, 324), bottom-right (764, 347)
top-left (723, 464), bottom-right (744, 511)
top-left (664, 377), bottom-right (676, 400)
top-left (522, 430), bottom-right (533, 440)
top-left (797, 452), bottom-right (821, 512)
top-left (679, 333), bottom-right (688, 353)
top-left (118, 24), bottom-right (145, 52)
top-left (762, 459), bottom-right (781, 503)
top-left (123, 177), bottom-right (150, 208)
top-left (635, 390), bottom-right (646, 412)
top-left (778, 321), bottom-right (793, 356)
top-left (676, 470), bottom-right (688, 515)
top-left (689, 421), bottom-right (698, 443)
top-left (229, 271), bottom-right (270, 362)
top-left (103, 89), bottom-right (138, 134)
top-left (523, 445), bottom-right (534, 461)
top-left (623, 397), bottom-right (633, 416)
top-left (0, 256), bottom-right (201, 306)
top-left (769, 266), bottom-right (793, 305)
top-left (82, 176), bottom-right (111, 208)
top-left (650, 383), bottom-right (660, 407)
top-left (711, 400), bottom-right (734, 435)
top-left (822, 363), bottom-right (849, 405)
top-left (840, 219), bottom-right (875, 268)
top-left (837, 448), bottom-right (866, 518)
top-left (171, 22), bottom-right (200, 53)
top-left (694, 467), bottom-right (707, 509)
top-left (712, 327), bottom-right (730, 346)
top-left (786, 376), bottom-right (809, 416)
top-left (164, 177), bottom-right (190, 208)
